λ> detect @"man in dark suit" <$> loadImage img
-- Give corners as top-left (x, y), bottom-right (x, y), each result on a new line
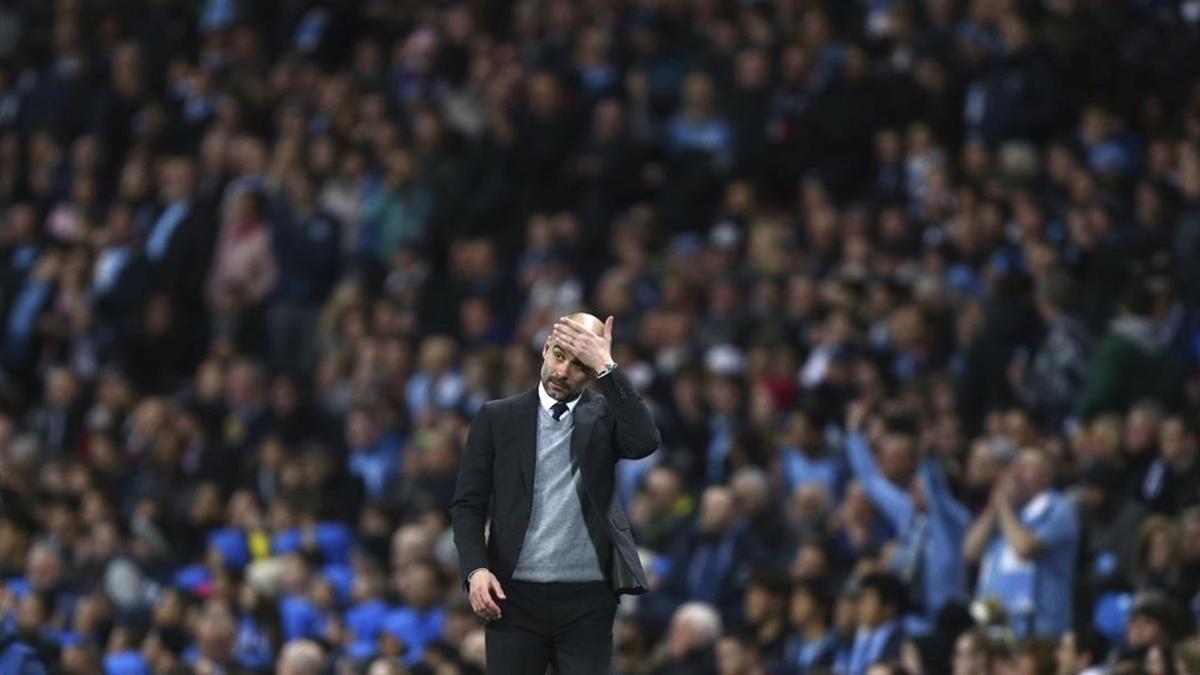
top-left (450, 312), bottom-right (661, 674)
top-left (143, 157), bottom-right (214, 313)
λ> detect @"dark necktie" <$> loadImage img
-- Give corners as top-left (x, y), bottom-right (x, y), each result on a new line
top-left (551, 401), bottom-right (569, 421)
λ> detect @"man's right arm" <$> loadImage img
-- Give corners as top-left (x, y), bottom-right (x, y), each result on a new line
top-left (845, 431), bottom-right (913, 531)
top-left (450, 402), bottom-right (495, 587)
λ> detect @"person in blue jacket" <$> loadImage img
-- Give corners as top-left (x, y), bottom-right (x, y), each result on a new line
top-left (843, 400), bottom-right (970, 629)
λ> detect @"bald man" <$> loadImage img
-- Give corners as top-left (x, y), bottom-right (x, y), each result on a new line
top-left (276, 639), bottom-right (325, 675)
top-left (451, 313), bottom-right (661, 674)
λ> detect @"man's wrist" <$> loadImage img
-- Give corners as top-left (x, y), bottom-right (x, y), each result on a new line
top-left (467, 568), bottom-right (488, 585)
top-left (595, 360), bottom-right (619, 378)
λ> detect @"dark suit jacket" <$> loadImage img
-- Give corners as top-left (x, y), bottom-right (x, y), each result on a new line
top-left (450, 367), bottom-right (660, 596)
top-left (145, 201), bottom-right (215, 307)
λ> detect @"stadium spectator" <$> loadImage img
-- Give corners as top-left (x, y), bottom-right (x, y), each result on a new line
top-left (843, 572), bottom-right (907, 675)
top-left (1055, 626), bottom-right (1109, 675)
top-left (965, 448), bottom-right (1079, 638)
top-left (656, 602), bottom-right (722, 675)
top-left (783, 577), bottom-right (839, 673)
top-left (845, 400), bottom-right (970, 626)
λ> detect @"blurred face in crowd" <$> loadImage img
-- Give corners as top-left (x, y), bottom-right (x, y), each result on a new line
top-left (16, 592), bottom-right (47, 639)
top-left (730, 472), bottom-right (768, 517)
top-left (391, 525), bottom-right (435, 572)
top-left (278, 640), bottom-right (325, 675)
top-left (367, 659), bottom-right (404, 675)
top-left (1126, 611), bottom-right (1167, 649)
top-left (953, 632), bottom-right (989, 675)
top-left (667, 610), bottom-right (717, 661)
top-left (285, 170), bottom-right (315, 209)
top-left (1125, 406), bottom-right (1160, 455)
top-left (46, 367), bottom-right (78, 407)
top-left (346, 409), bottom-right (378, 450)
top-left (743, 582), bottom-right (783, 625)
top-left (1143, 525), bottom-right (1177, 576)
top-left (528, 72), bottom-right (562, 116)
top-left (833, 594), bottom-right (857, 635)
top-left (842, 482), bottom-right (875, 524)
top-left (698, 487), bottom-right (737, 534)
top-left (856, 587), bottom-right (893, 629)
top-left (400, 563), bottom-right (443, 610)
top-left (197, 602), bottom-right (235, 661)
top-left (1009, 449), bottom-right (1051, 505)
top-left (789, 586), bottom-right (826, 629)
top-left (384, 149), bottom-right (417, 189)
top-left (716, 636), bottom-right (758, 675)
top-left (1160, 416), bottom-right (1196, 465)
top-left (682, 72), bottom-right (716, 116)
top-left (879, 432), bottom-right (917, 485)
top-left (158, 158), bottom-right (194, 202)
top-left (789, 540), bottom-right (829, 579)
top-left (644, 467), bottom-right (683, 514)
top-left (60, 644), bottom-right (98, 674)
top-left (26, 544), bottom-right (62, 590)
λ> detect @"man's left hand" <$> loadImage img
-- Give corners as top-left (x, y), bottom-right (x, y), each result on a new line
top-left (552, 315), bottom-right (614, 374)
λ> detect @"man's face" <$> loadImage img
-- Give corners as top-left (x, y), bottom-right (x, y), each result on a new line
top-left (1011, 451), bottom-right (1048, 505)
top-left (1160, 418), bottom-right (1195, 464)
top-left (789, 589), bottom-right (817, 627)
top-left (857, 588), bottom-right (884, 628)
top-left (699, 488), bottom-right (735, 534)
top-left (880, 434), bottom-right (916, 484)
top-left (743, 585), bottom-right (771, 624)
top-left (541, 339), bottom-right (590, 402)
top-left (716, 637), bottom-right (753, 675)
top-left (953, 633), bottom-right (988, 675)
top-left (1126, 613), bottom-right (1164, 648)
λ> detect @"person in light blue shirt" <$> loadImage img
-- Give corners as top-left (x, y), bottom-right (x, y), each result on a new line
top-left (780, 408), bottom-right (844, 499)
top-left (783, 577), bottom-right (839, 674)
top-left (964, 447), bottom-right (1079, 638)
top-left (665, 72), bottom-right (733, 172)
top-left (345, 406), bottom-right (402, 501)
top-left (384, 560), bottom-right (448, 666)
top-left (843, 405), bottom-right (969, 625)
top-left (842, 572), bottom-right (906, 675)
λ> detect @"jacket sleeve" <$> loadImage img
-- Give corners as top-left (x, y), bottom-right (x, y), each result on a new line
top-left (597, 366), bottom-right (661, 459)
top-left (845, 432), bottom-right (913, 532)
top-left (919, 458), bottom-right (970, 534)
top-left (450, 401), bottom-right (495, 584)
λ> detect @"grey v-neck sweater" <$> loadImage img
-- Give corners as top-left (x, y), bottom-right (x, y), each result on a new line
top-left (511, 404), bottom-right (605, 582)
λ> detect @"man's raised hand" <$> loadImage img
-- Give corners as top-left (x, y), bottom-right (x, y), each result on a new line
top-left (552, 315), bottom-right (614, 374)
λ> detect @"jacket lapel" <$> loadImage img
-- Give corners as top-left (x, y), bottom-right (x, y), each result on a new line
top-left (516, 389), bottom-right (539, 494)
top-left (569, 389), bottom-right (599, 482)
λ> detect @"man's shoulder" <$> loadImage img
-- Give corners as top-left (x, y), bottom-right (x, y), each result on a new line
top-left (479, 389), bottom-right (537, 413)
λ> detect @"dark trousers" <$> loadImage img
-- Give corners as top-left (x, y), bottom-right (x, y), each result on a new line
top-left (485, 580), bottom-right (617, 674)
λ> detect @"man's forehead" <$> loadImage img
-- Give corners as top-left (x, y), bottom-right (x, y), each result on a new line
top-left (549, 340), bottom-right (583, 361)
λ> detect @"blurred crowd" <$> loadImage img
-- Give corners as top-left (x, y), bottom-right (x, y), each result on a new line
top-left (2, 0), bottom-right (1200, 674)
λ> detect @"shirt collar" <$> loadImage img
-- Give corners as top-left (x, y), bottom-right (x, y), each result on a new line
top-left (538, 382), bottom-right (581, 415)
